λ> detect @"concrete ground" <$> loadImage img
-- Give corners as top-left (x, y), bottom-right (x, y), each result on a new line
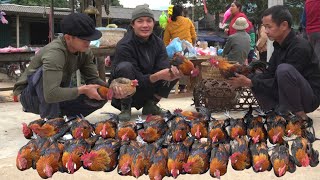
top-left (0, 79), bottom-right (319, 179)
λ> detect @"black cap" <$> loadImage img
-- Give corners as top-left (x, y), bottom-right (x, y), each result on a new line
top-left (60, 13), bottom-right (102, 41)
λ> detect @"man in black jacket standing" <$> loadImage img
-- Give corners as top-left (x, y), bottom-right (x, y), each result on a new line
top-left (228, 5), bottom-right (320, 125)
top-left (109, 4), bottom-right (181, 121)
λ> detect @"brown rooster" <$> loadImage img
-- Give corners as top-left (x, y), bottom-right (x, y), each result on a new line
top-left (70, 116), bottom-right (94, 139)
top-left (291, 137), bottom-right (319, 167)
top-left (210, 57), bottom-right (267, 79)
top-left (131, 145), bottom-right (147, 178)
top-left (109, 78), bottom-right (139, 98)
top-left (138, 115), bottom-right (168, 143)
top-left (266, 112), bottom-right (287, 144)
top-left (61, 138), bottom-right (91, 174)
top-left (16, 138), bottom-right (42, 171)
top-left (247, 116), bottom-right (267, 144)
top-left (22, 118), bottom-right (46, 139)
top-left (167, 136), bottom-right (194, 179)
top-left (94, 119), bottom-right (117, 139)
top-left (117, 140), bottom-right (141, 176)
top-left (117, 121), bottom-right (137, 141)
top-left (29, 117), bottom-right (70, 140)
top-left (36, 142), bottom-right (64, 179)
top-left (16, 137), bottom-right (52, 171)
top-left (142, 136), bottom-right (166, 175)
top-left (228, 117), bottom-right (247, 140)
top-left (209, 143), bottom-right (230, 178)
top-left (249, 142), bottom-right (272, 172)
top-left (148, 148), bottom-right (169, 180)
top-left (183, 139), bottom-right (211, 174)
top-left (230, 136), bottom-right (251, 171)
top-left (190, 119), bottom-right (208, 140)
top-left (81, 138), bottom-right (121, 172)
top-left (208, 118), bottom-right (230, 144)
top-left (168, 116), bottom-right (190, 142)
top-left (171, 53), bottom-right (199, 77)
top-left (285, 115), bottom-right (305, 138)
top-left (270, 144), bottom-right (296, 177)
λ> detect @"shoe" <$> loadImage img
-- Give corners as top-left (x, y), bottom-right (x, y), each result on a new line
top-left (142, 100), bottom-right (167, 115)
top-left (118, 100), bottom-right (132, 122)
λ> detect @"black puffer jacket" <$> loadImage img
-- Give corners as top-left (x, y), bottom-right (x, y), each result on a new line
top-left (109, 30), bottom-right (170, 88)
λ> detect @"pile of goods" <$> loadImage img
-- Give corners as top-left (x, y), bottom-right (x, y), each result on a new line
top-left (16, 107), bottom-right (319, 179)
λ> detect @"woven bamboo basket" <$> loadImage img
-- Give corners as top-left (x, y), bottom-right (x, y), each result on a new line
top-left (201, 62), bottom-right (224, 80)
top-left (98, 28), bottom-right (127, 48)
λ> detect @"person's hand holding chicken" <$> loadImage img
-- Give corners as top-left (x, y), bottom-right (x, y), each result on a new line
top-left (227, 73), bottom-right (252, 90)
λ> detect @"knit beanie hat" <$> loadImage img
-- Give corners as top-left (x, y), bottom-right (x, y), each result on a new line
top-left (131, 4), bottom-right (154, 21)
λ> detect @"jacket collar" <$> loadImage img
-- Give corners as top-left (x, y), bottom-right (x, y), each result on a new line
top-left (131, 29), bottom-right (154, 45)
top-left (273, 29), bottom-right (295, 49)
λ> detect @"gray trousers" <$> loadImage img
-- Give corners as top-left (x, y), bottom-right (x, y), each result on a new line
top-left (110, 62), bottom-right (178, 110)
top-left (20, 67), bottom-right (106, 119)
top-left (252, 63), bottom-right (319, 113)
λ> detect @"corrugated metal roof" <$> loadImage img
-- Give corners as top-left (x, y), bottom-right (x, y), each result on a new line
top-left (0, 4), bottom-right (162, 21)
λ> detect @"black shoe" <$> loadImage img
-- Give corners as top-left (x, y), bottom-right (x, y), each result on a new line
top-left (142, 100), bottom-right (167, 115)
top-left (118, 99), bottom-right (132, 122)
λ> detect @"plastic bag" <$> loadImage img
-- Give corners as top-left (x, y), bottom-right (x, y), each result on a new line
top-left (166, 37), bottom-right (182, 58)
top-left (181, 40), bottom-right (197, 58)
top-left (166, 37), bottom-right (182, 59)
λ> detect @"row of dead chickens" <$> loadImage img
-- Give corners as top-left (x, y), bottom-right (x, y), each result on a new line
top-left (17, 107), bottom-right (319, 179)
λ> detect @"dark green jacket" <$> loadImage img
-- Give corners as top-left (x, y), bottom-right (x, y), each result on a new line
top-left (13, 37), bottom-right (104, 103)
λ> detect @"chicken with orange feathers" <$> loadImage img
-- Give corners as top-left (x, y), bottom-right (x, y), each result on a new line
top-left (29, 118), bottom-right (70, 141)
top-left (148, 148), bottom-right (168, 180)
top-left (266, 112), bottom-right (287, 144)
top-left (167, 136), bottom-right (194, 179)
top-left (36, 142), bottom-right (64, 179)
top-left (209, 56), bottom-right (268, 79)
top-left (247, 115), bottom-right (267, 144)
top-left (16, 137), bottom-right (49, 171)
top-left (291, 137), bottom-right (319, 167)
top-left (270, 144), bottom-right (296, 177)
top-left (117, 140), bottom-right (140, 176)
top-left (208, 118), bottom-right (230, 144)
top-left (168, 116), bottom-right (190, 143)
top-left (61, 138), bottom-right (93, 174)
top-left (94, 119), bottom-right (117, 139)
top-left (250, 142), bottom-right (272, 172)
top-left (117, 121), bottom-right (137, 141)
top-left (209, 143), bottom-right (230, 178)
top-left (70, 116), bottom-right (94, 139)
top-left (22, 118), bottom-right (46, 139)
top-left (138, 115), bottom-right (168, 143)
top-left (183, 140), bottom-right (211, 174)
top-left (171, 53), bottom-right (199, 77)
top-left (230, 136), bottom-right (251, 171)
top-left (81, 138), bottom-right (121, 172)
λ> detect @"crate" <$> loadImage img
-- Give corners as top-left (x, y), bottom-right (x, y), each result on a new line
top-left (231, 87), bottom-right (259, 110)
top-left (193, 79), bottom-right (239, 112)
top-left (193, 79), bottom-right (259, 112)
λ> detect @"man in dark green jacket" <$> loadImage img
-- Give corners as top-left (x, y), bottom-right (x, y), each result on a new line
top-left (13, 13), bottom-right (115, 119)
